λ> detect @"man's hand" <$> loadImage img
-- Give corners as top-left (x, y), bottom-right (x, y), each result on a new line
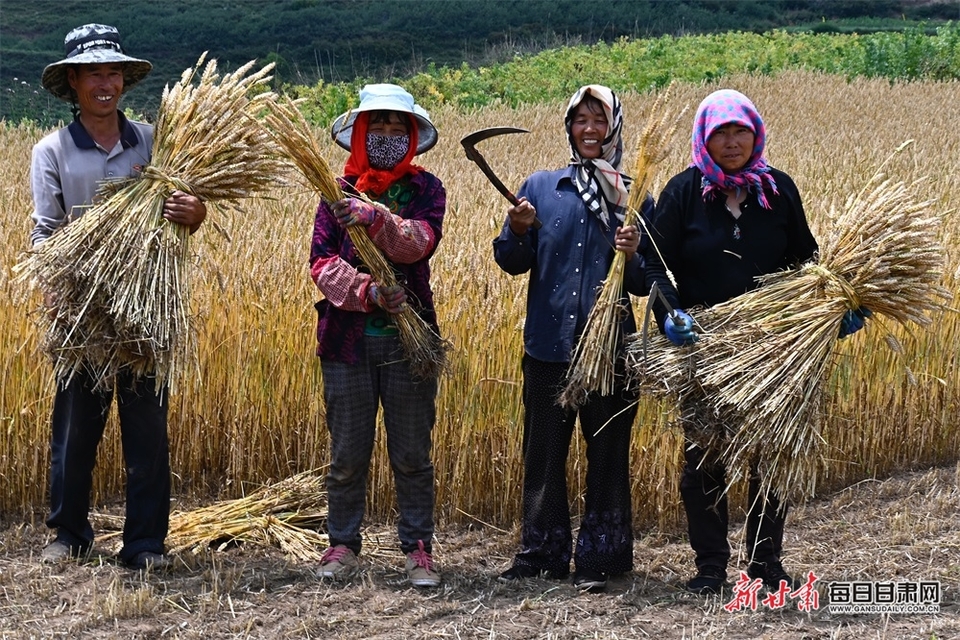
top-left (43, 290), bottom-right (59, 321)
top-left (163, 190), bottom-right (206, 233)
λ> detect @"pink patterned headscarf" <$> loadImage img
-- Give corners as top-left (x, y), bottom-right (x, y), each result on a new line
top-left (690, 89), bottom-right (778, 209)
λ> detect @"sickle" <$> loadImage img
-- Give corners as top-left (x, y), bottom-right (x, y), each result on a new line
top-left (461, 127), bottom-right (542, 229)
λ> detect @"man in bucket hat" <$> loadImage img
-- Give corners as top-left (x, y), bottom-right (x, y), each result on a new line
top-left (29, 23), bottom-right (207, 571)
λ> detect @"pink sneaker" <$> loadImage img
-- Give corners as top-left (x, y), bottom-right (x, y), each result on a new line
top-left (405, 540), bottom-right (440, 587)
top-left (317, 545), bottom-right (359, 579)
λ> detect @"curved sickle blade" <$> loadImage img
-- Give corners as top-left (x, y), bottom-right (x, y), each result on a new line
top-left (461, 127), bottom-right (541, 229)
top-left (461, 126), bottom-right (530, 148)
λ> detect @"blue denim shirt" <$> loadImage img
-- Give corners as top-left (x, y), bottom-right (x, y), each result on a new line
top-left (493, 165), bottom-right (651, 363)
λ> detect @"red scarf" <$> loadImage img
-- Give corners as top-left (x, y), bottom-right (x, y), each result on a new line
top-left (343, 112), bottom-right (422, 196)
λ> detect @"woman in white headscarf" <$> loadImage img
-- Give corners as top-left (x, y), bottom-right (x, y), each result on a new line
top-left (493, 85), bottom-right (652, 593)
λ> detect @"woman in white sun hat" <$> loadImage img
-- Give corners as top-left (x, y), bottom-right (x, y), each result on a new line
top-left (310, 83), bottom-right (445, 588)
top-left (29, 23), bottom-right (206, 571)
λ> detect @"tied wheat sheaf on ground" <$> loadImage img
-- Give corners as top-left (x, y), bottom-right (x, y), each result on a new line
top-left (13, 54), bottom-right (289, 392)
top-left (165, 471), bottom-right (329, 561)
top-left (626, 147), bottom-right (952, 504)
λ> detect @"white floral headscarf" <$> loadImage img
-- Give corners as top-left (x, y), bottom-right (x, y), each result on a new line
top-left (566, 85), bottom-right (631, 230)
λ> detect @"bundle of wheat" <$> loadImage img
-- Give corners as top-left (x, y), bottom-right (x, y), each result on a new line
top-left (15, 55), bottom-right (288, 391)
top-left (625, 160), bottom-right (950, 502)
top-left (264, 97), bottom-right (449, 380)
top-left (559, 87), bottom-right (686, 409)
top-left (165, 471), bottom-right (328, 560)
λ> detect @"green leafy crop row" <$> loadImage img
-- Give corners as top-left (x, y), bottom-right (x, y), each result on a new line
top-left (288, 23), bottom-right (960, 127)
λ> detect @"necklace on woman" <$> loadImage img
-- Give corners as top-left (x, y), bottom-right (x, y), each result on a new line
top-left (723, 190), bottom-right (745, 241)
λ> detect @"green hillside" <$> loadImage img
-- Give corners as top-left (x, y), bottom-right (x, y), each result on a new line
top-left (2, 0), bottom-right (958, 127)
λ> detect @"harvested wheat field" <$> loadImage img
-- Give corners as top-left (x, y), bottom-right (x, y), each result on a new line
top-left (0, 464), bottom-right (958, 638)
top-left (1, 71), bottom-right (959, 637)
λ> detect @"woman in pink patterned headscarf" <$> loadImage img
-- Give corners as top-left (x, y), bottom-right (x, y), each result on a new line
top-left (690, 89), bottom-right (779, 209)
top-left (647, 88), bottom-right (870, 596)
top-left (645, 88), bottom-right (826, 596)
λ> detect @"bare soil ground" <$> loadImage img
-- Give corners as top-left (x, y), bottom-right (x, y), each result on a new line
top-left (1, 464), bottom-right (958, 640)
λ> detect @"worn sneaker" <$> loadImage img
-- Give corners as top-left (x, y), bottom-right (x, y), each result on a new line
top-left (748, 559), bottom-right (800, 591)
top-left (405, 540), bottom-right (440, 587)
top-left (572, 567), bottom-right (608, 593)
top-left (318, 545), bottom-right (359, 579)
top-left (40, 540), bottom-right (84, 564)
top-left (686, 565), bottom-right (727, 595)
top-left (498, 564), bottom-right (570, 582)
top-left (128, 551), bottom-right (172, 571)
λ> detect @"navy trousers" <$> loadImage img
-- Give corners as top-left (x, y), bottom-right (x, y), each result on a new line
top-left (46, 372), bottom-right (170, 563)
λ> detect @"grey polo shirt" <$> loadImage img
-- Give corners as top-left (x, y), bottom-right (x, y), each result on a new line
top-left (29, 112), bottom-right (153, 246)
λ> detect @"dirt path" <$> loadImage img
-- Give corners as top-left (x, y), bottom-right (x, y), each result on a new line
top-left (1, 465), bottom-right (957, 639)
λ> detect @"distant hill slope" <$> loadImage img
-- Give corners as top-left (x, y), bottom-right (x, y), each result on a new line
top-left (2, 0), bottom-right (956, 126)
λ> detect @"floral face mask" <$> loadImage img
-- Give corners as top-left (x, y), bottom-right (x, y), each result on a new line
top-left (366, 133), bottom-right (410, 169)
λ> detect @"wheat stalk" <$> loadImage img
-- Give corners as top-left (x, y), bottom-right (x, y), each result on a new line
top-left (264, 97), bottom-right (449, 380)
top-left (625, 153), bottom-right (950, 502)
top-left (559, 86), bottom-right (686, 409)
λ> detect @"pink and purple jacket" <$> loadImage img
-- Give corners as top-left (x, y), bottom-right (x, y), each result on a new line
top-left (309, 172), bottom-right (445, 364)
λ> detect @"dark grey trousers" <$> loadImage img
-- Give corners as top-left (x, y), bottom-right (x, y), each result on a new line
top-left (321, 335), bottom-right (437, 555)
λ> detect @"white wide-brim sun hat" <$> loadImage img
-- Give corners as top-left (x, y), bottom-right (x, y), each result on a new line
top-left (41, 23), bottom-right (153, 102)
top-left (331, 83), bottom-right (438, 155)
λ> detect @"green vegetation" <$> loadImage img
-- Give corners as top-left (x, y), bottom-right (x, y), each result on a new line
top-left (291, 24), bottom-right (960, 126)
top-left (3, 0), bottom-right (959, 127)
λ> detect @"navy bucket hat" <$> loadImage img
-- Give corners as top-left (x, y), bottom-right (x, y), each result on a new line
top-left (41, 23), bottom-right (153, 102)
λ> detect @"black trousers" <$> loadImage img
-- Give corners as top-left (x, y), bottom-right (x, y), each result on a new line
top-left (46, 372), bottom-right (170, 563)
top-left (680, 441), bottom-right (787, 572)
top-left (513, 354), bottom-right (636, 576)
